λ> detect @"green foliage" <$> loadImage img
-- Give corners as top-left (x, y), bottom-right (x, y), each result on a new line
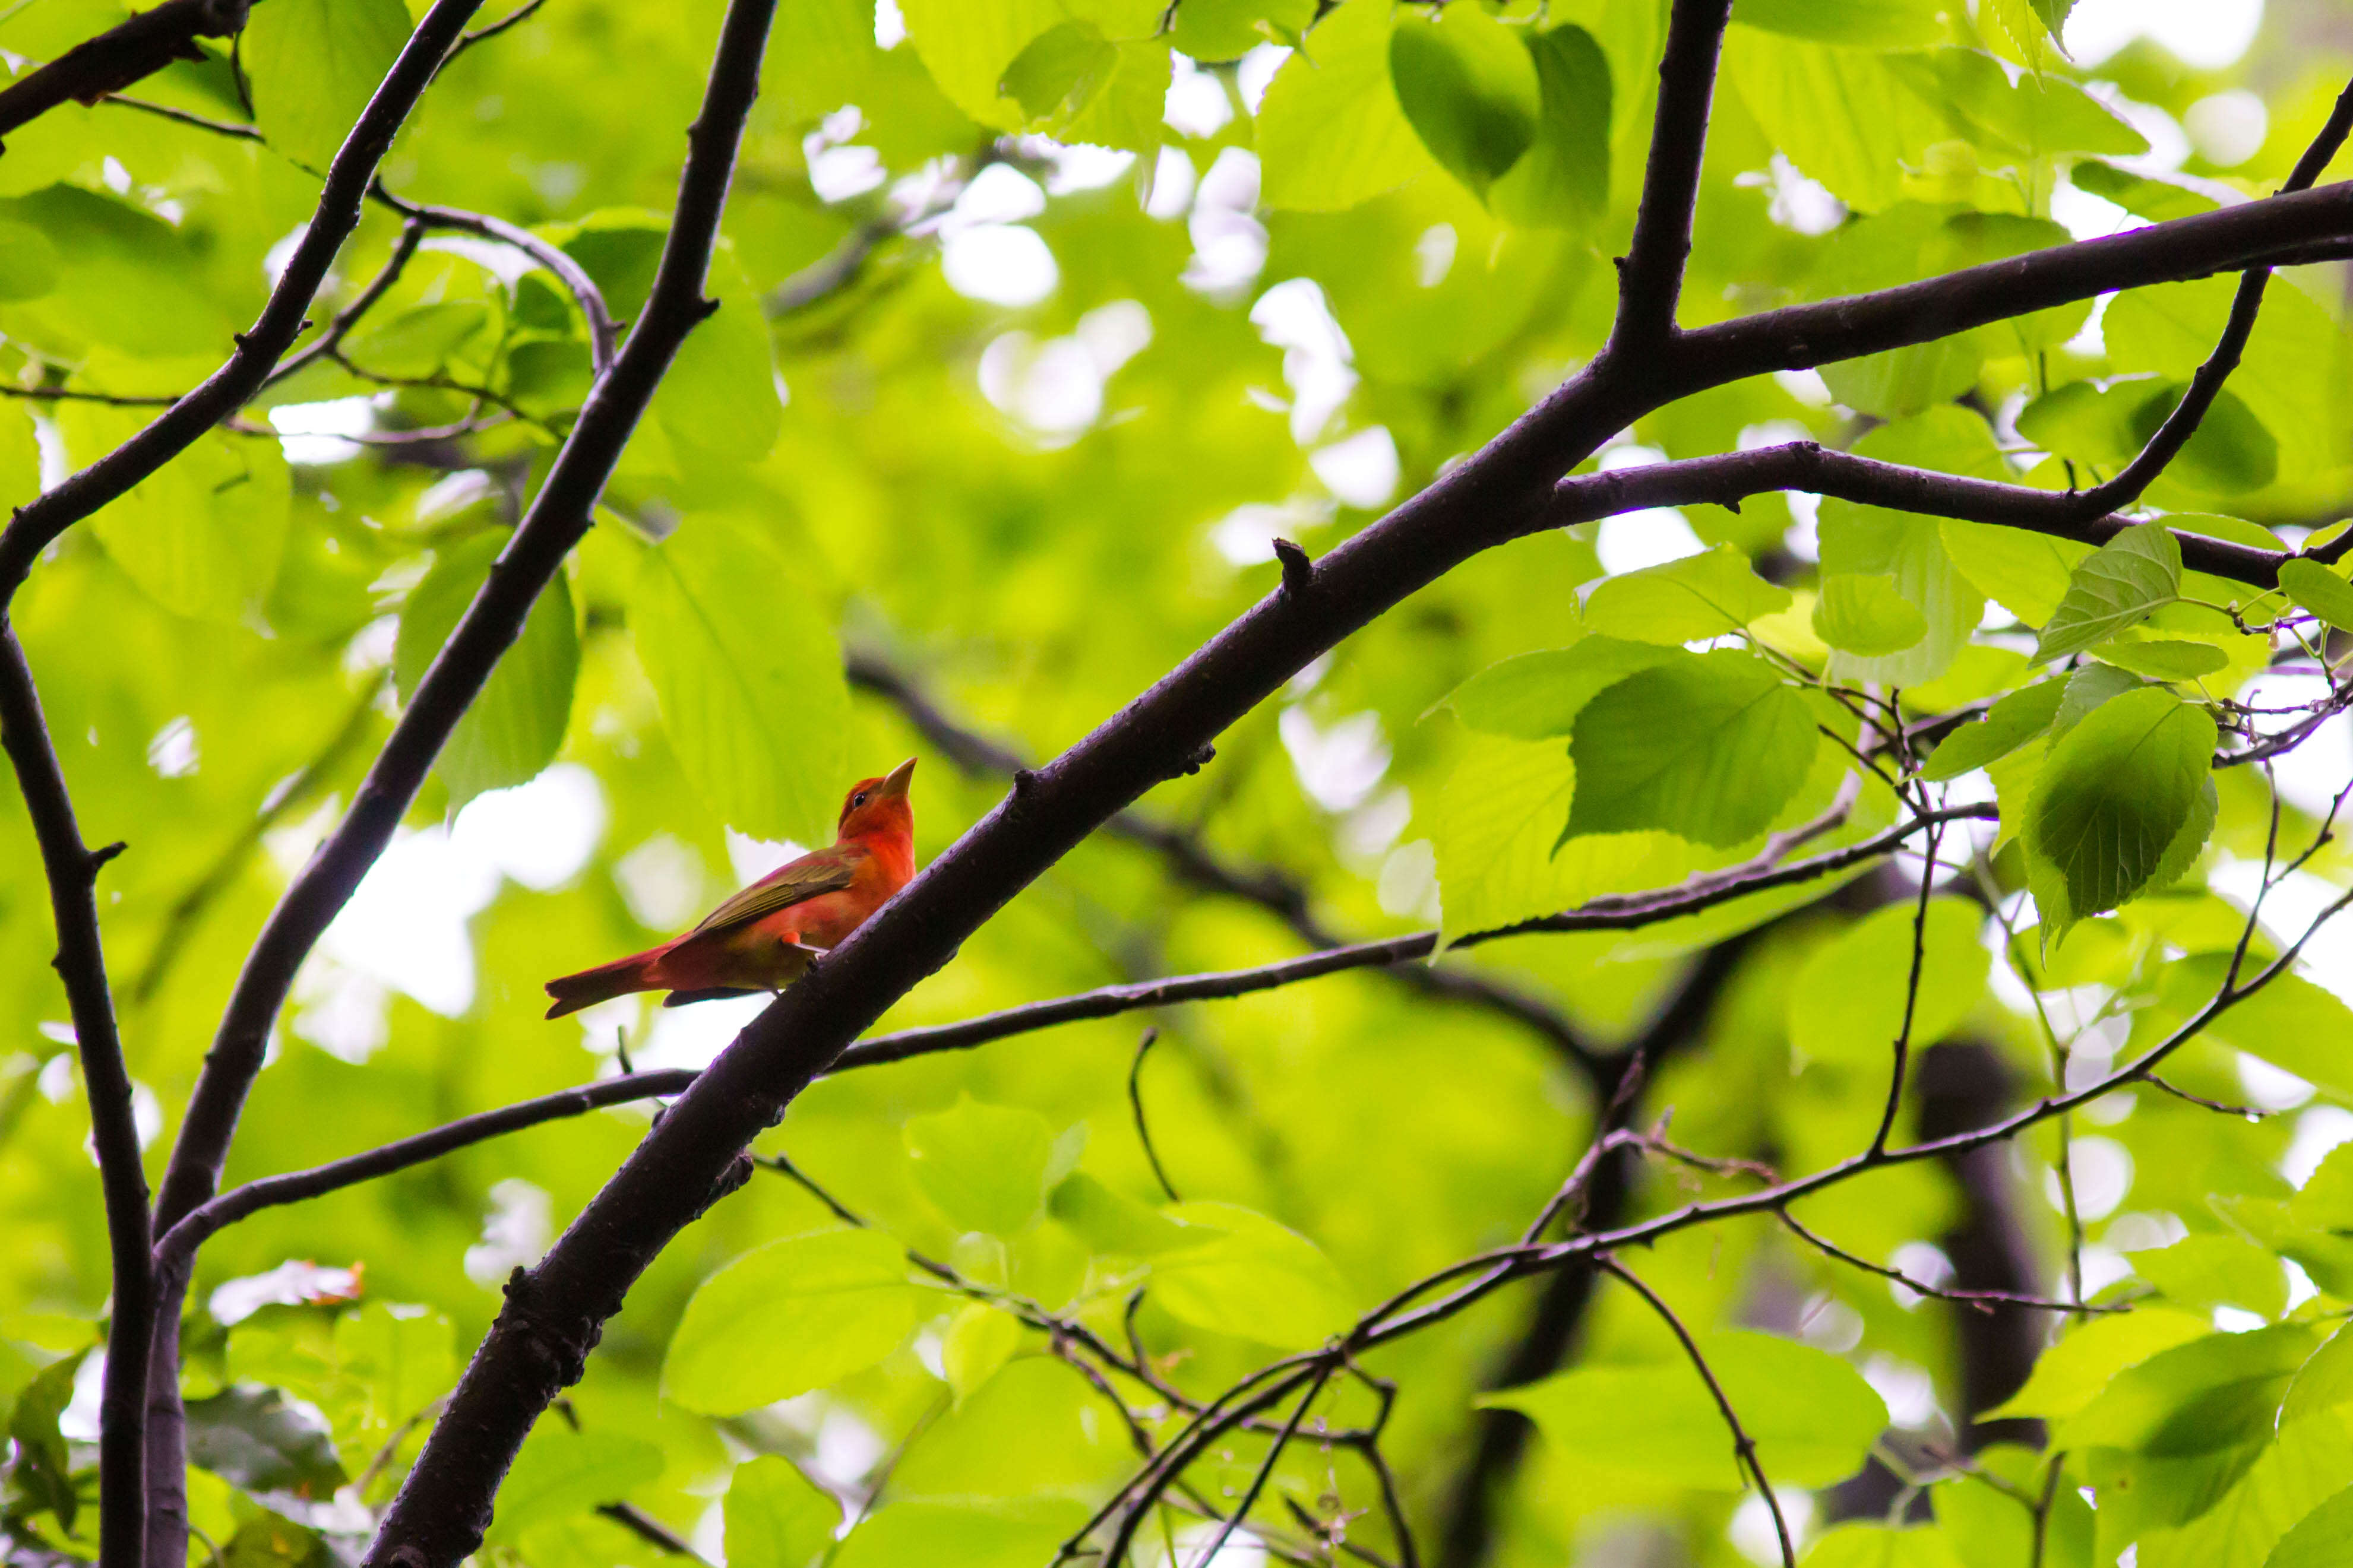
top-left (2023, 688), bottom-right (2216, 935)
top-left (665, 1231), bottom-right (922, 1414)
top-left (1786, 898), bottom-right (1990, 1065)
top-left (243, 0), bottom-right (414, 170)
top-left (1563, 650), bottom-right (1818, 847)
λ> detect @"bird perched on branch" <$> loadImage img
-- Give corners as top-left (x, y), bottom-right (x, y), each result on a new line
top-left (545, 758), bottom-right (918, 1019)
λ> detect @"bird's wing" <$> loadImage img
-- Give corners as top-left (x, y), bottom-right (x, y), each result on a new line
top-left (690, 851), bottom-right (859, 937)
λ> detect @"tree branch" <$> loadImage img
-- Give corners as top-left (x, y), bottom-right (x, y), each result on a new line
top-left (1606, 0), bottom-right (1734, 352)
top-left (0, 627), bottom-right (150, 1568)
top-left (151, 1070), bottom-right (697, 1284)
top-left (0, 0), bottom-right (250, 145)
top-left (0, 0), bottom-right (488, 612)
top-left (369, 183), bottom-right (619, 373)
top-left (846, 651), bottom-right (1606, 1078)
top-left (1548, 441), bottom-right (2293, 589)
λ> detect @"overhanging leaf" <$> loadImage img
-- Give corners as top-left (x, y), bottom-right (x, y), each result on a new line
top-left (1563, 650), bottom-right (1818, 848)
top-left (2033, 522), bottom-right (2184, 662)
top-left (1389, 4), bottom-right (1540, 199)
top-left (2023, 687), bottom-right (2217, 935)
top-left (664, 1231), bottom-right (922, 1412)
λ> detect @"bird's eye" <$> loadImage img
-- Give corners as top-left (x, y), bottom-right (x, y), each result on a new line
top-left (852, 791), bottom-right (868, 807)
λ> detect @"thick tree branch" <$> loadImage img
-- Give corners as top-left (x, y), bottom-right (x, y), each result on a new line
top-left (2076, 76), bottom-right (2353, 517)
top-left (846, 652), bottom-right (1605, 1076)
top-left (0, 0), bottom-right (488, 612)
top-left (1549, 441), bottom-right (2294, 588)
top-left (0, 627), bottom-right (150, 1568)
top-left (0, 0), bottom-right (249, 145)
top-left (1607, 0), bottom-right (1734, 351)
top-left (1669, 182), bottom-right (2353, 395)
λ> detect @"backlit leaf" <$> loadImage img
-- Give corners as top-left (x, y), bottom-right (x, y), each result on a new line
top-left (903, 1095), bottom-right (1057, 1237)
top-left (1786, 898), bottom-right (1991, 1065)
top-left (665, 1231), bottom-right (922, 1412)
top-left (2034, 523), bottom-right (2184, 662)
top-left (245, 0), bottom-right (415, 170)
top-left (1580, 543), bottom-right (1794, 644)
top-left (1390, 3), bottom-right (1540, 199)
top-left (2023, 688), bottom-right (2216, 935)
top-left (1564, 650), bottom-right (1818, 847)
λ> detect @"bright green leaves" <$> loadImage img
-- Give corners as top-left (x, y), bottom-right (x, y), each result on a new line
top-left (1444, 638), bottom-right (1677, 740)
top-left (1734, 0), bottom-right (1946, 47)
top-left (2279, 559), bottom-right (2353, 634)
top-left (1258, 1), bottom-right (1439, 211)
top-left (182, 1385), bottom-right (346, 1495)
top-left (665, 1230), bottom-right (924, 1414)
top-left (725, 1456), bottom-right (840, 1568)
top-left (1813, 574), bottom-right (1928, 657)
top-left (1390, 5), bottom-right (1538, 199)
top-left (1564, 651), bottom-right (1819, 848)
top-left (1000, 23), bottom-right (1120, 124)
top-left (2024, 689), bottom-right (2218, 937)
top-left (1787, 898), bottom-right (1991, 1065)
top-left (1383, 7), bottom-right (1611, 219)
top-left (1582, 543), bottom-right (1794, 644)
top-left (1484, 1331), bottom-right (1888, 1488)
top-left (394, 535), bottom-right (580, 812)
top-left (61, 407), bottom-right (290, 625)
top-left (2035, 524), bottom-right (2184, 662)
top-left (489, 1423), bottom-right (665, 1545)
top-left (652, 262), bottom-right (783, 465)
top-left (1920, 679), bottom-right (2064, 782)
top-left (903, 1095), bottom-right (1068, 1237)
top-left (629, 517), bottom-right (847, 845)
top-left (243, 0), bottom-right (415, 170)
top-left (1147, 1202), bottom-right (1355, 1348)
top-left (1169, 0), bottom-right (1314, 61)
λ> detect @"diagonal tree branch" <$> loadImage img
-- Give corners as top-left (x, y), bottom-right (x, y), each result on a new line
top-left (0, 0), bottom-right (251, 145)
top-left (0, 0), bottom-right (489, 613)
top-left (846, 652), bottom-right (1606, 1076)
top-left (359, 83), bottom-right (2353, 1568)
top-left (368, 183), bottom-right (619, 373)
top-left (0, 627), bottom-right (150, 1568)
top-left (1607, 0), bottom-right (1735, 352)
top-left (2074, 76), bottom-right (2353, 517)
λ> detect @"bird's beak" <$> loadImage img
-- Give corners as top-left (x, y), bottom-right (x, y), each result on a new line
top-left (876, 756), bottom-right (918, 798)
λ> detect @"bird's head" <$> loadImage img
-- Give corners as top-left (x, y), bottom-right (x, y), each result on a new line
top-left (837, 756), bottom-right (917, 840)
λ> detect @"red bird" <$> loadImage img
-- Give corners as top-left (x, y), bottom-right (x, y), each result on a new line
top-left (544, 758), bottom-right (918, 1019)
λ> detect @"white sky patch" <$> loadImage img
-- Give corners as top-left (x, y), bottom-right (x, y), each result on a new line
top-left (874, 0), bottom-right (904, 49)
top-left (2210, 858), bottom-right (2353, 1005)
top-left (1864, 1354), bottom-right (1940, 1427)
top-left (1280, 706), bottom-right (1390, 813)
top-left (1729, 1492), bottom-right (1813, 1568)
top-left (1415, 223), bottom-right (1457, 288)
top-left (1144, 145), bottom-right (1197, 220)
top-left (1250, 275), bottom-right (1354, 445)
top-left (1040, 142), bottom-right (1135, 195)
top-left (452, 763), bottom-right (606, 891)
top-left (2186, 90), bottom-right (2268, 167)
top-left (983, 331), bottom-right (1104, 438)
top-left (147, 715), bottom-right (198, 778)
top-left (2063, 0), bottom-right (2263, 69)
top-left (293, 959), bottom-right (390, 1065)
top-left (1164, 53), bottom-right (1233, 139)
top-left (269, 397), bottom-right (375, 466)
top-left (2051, 179), bottom-right (2142, 242)
top-left (2055, 1135), bottom-right (2134, 1222)
top-left (941, 224), bottom-right (1059, 307)
top-left (464, 1176), bottom-right (553, 1287)
top-left (1185, 148), bottom-right (1266, 297)
top-left (1237, 43), bottom-right (1289, 113)
top-left (615, 832), bottom-right (708, 930)
top-left (2284, 1105), bottom-right (2353, 1187)
top-left (942, 163), bottom-right (1048, 233)
top-left (2238, 1053), bottom-right (2316, 1113)
top-left (641, 992), bottom-right (770, 1073)
top-left (1207, 497), bottom-right (1334, 565)
top-left (726, 828), bottom-right (812, 887)
top-left (1310, 426), bottom-right (1399, 509)
top-left (2234, 672), bottom-right (2351, 821)
top-left (210, 1260), bottom-right (365, 1326)
top-left (805, 107), bottom-right (885, 204)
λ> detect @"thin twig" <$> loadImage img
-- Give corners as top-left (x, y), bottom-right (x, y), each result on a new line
top-left (1127, 1028), bottom-right (1182, 1203)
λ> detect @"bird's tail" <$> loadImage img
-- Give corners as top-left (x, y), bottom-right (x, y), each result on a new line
top-left (544, 946), bottom-right (668, 1019)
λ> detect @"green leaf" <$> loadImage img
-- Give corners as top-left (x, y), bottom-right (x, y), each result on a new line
top-left (1943, 517), bottom-right (2085, 626)
top-left (631, 515), bottom-right (847, 845)
top-left (1804, 1523), bottom-right (1966, 1568)
top-left (2034, 522), bottom-right (2184, 662)
top-left (1047, 1171), bottom-right (1190, 1256)
top-left (2131, 1234), bottom-right (2290, 1320)
top-left (244, 0), bottom-right (415, 170)
top-left (897, 0), bottom-right (1064, 128)
top-left (903, 1095), bottom-right (1057, 1236)
top-left (1488, 26), bottom-right (1611, 227)
top-left (940, 1303), bottom-right (1023, 1405)
top-left (2285, 1323), bottom-right (2353, 1427)
top-left (833, 1500), bottom-right (1090, 1568)
top-left (2279, 559), bottom-right (2353, 634)
top-left (1813, 574), bottom-right (1928, 656)
top-left (1389, 4), bottom-right (1541, 199)
top-left (65, 407), bottom-right (290, 624)
top-left (0, 216), bottom-right (59, 300)
top-left (1890, 49), bottom-right (2147, 160)
top-left (1987, 1308), bottom-right (2215, 1421)
top-left (2093, 638), bottom-right (2231, 681)
top-left (393, 534), bottom-right (580, 811)
top-left (725, 1456), bottom-right (840, 1568)
top-left (1150, 1202), bottom-right (1355, 1348)
top-left (1563, 650), bottom-right (1818, 848)
top-left (2018, 379), bottom-right (2142, 470)
top-left (1580, 543), bottom-right (1794, 644)
top-left (1731, 0), bottom-right (1944, 46)
top-left (664, 1230), bottom-right (922, 1413)
top-left (2023, 688), bottom-right (2217, 934)
top-left (997, 21), bottom-right (1118, 123)
top-left (1444, 637), bottom-right (1678, 740)
top-left (1786, 898), bottom-right (1991, 1065)
top-left (1920, 678), bottom-right (2064, 782)
top-left (1482, 1331), bottom-right (1888, 1488)
top-left (2128, 383), bottom-right (2279, 496)
top-left (184, 1385), bottom-right (347, 1495)
top-left (2268, 1484), bottom-right (2353, 1568)
top-left (2136, 1407), bottom-right (2353, 1568)
top-left (1723, 28), bottom-right (1945, 211)
top-left (343, 302), bottom-right (490, 381)
top-left (1168, 0), bottom-right (1314, 61)
top-left (2155, 954), bottom-right (2353, 1104)
top-left (489, 1424), bottom-right (664, 1542)
top-left (1817, 411), bottom-right (1998, 683)
top-left (0, 187), bottom-right (230, 356)
top-left (2051, 661), bottom-right (2146, 740)
top-left (653, 261), bottom-right (783, 464)
top-left (1258, 1), bottom-right (1438, 211)
top-left (7, 1350), bottom-right (87, 1535)
top-left (2058, 1325), bottom-right (2322, 1456)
